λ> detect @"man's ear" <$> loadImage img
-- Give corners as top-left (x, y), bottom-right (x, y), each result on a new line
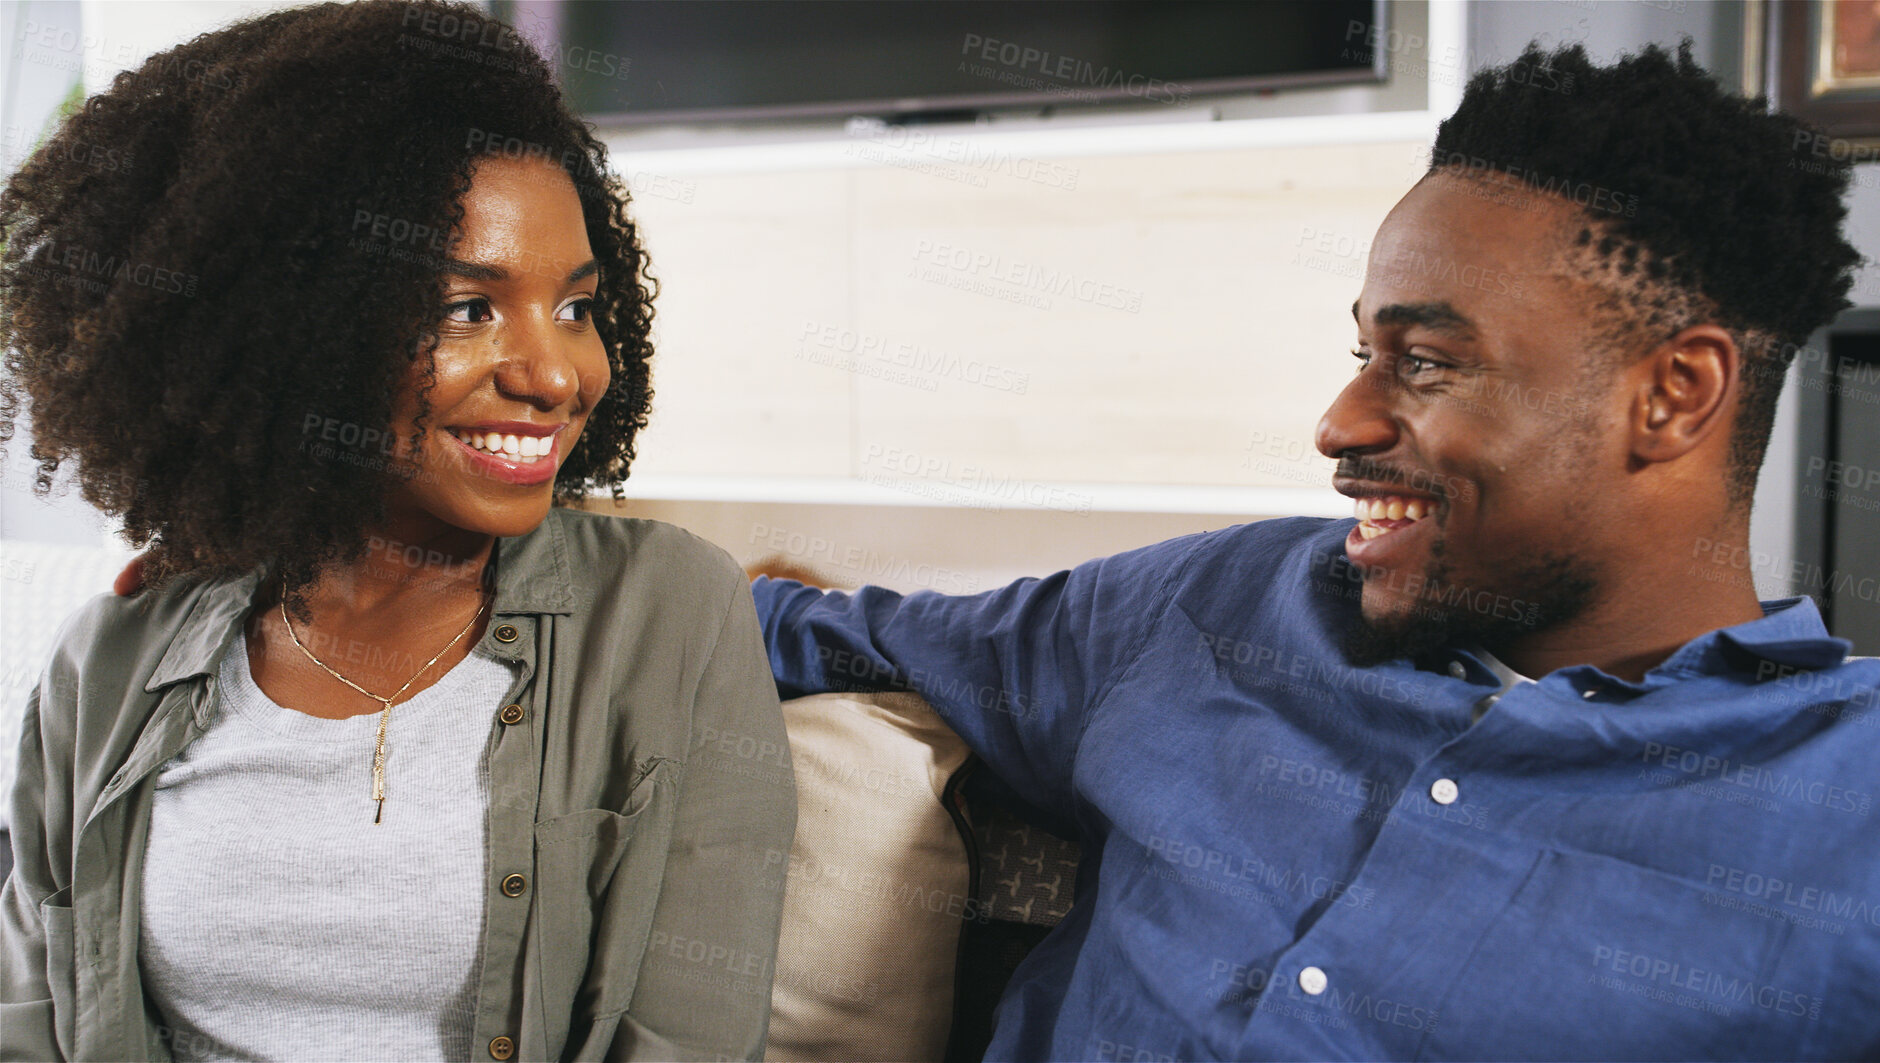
top-left (1629, 324), bottom-right (1738, 465)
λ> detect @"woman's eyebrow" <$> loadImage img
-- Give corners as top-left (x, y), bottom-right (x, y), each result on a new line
top-left (441, 257), bottom-right (505, 281)
top-left (441, 258), bottom-right (598, 284)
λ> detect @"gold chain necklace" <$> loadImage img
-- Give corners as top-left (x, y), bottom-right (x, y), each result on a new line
top-left (278, 579), bottom-right (489, 823)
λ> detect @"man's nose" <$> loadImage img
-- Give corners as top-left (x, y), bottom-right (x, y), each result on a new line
top-left (1315, 367), bottom-right (1399, 460)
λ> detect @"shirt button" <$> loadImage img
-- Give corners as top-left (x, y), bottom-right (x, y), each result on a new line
top-left (498, 703), bottom-right (525, 725)
top-left (493, 624), bottom-right (520, 643)
top-left (488, 1036), bottom-right (515, 1060)
top-left (501, 873), bottom-right (529, 898)
top-left (1430, 778), bottom-right (1460, 805)
top-left (1298, 966), bottom-right (1328, 995)
top-left (1447, 661), bottom-right (1467, 679)
top-left (1582, 688), bottom-right (1598, 699)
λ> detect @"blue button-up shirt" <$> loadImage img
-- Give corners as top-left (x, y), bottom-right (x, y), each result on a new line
top-left (754, 518), bottom-right (1880, 1061)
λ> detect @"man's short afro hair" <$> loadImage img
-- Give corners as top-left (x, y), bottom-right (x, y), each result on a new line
top-left (1428, 40), bottom-right (1862, 505)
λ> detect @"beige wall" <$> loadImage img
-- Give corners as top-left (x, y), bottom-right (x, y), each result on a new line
top-left (602, 132), bottom-right (1433, 587)
top-left (620, 137), bottom-right (1424, 491)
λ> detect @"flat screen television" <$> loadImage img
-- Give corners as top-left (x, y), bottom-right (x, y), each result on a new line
top-left (500, 0), bottom-right (1388, 125)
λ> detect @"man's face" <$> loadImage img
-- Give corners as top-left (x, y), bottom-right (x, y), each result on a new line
top-left (1315, 172), bottom-right (1623, 662)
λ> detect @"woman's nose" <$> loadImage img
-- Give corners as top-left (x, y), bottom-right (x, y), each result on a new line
top-left (495, 317), bottom-right (583, 410)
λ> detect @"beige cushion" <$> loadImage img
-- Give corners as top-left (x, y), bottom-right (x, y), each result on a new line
top-left (766, 692), bottom-right (972, 1063)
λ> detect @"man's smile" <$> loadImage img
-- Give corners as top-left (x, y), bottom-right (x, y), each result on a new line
top-left (1351, 494), bottom-right (1435, 541)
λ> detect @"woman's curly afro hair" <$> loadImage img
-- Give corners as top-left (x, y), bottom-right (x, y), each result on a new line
top-left (0, 0), bottom-right (655, 594)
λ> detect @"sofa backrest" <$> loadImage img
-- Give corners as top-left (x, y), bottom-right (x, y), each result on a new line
top-left (768, 691), bottom-right (1081, 1062)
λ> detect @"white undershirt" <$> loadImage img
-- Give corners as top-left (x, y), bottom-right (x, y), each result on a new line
top-left (139, 640), bottom-right (514, 1062)
top-left (1468, 644), bottom-right (1535, 723)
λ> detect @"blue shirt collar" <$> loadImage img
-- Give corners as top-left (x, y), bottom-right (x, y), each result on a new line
top-left (1547, 596), bottom-right (1850, 698)
top-left (1707, 595), bottom-right (1850, 672)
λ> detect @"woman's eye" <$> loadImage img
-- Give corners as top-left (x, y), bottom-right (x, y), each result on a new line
top-left (557, 296), bottom-right (594, 324)
top-left (444, 298), bottom-right (493, 324)
top-left (1400, 353), bottom-right (1447, 377)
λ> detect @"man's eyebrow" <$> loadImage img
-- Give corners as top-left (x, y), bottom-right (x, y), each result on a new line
top-left (1368, 300), bottom-right (1476, 337)
top-left (440, 258), bottom-right (600, 285)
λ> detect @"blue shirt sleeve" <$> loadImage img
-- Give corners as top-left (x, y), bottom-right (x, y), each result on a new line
top-left (750, 534), bottom-right (1205, 825)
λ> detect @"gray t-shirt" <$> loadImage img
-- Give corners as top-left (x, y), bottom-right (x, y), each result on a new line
top-left (139, 639), bottom-right (515, 1061)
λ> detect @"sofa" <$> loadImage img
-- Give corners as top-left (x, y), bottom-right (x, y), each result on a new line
top-left (0, 539), bottom-right (1077, 1060)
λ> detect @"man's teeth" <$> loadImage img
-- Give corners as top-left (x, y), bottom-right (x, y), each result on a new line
top-left (451, 429), bottom-right (550, 463)
top-left (1354, 495), bottom-right (1431, 539)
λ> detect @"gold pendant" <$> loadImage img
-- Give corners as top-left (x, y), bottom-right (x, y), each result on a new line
top-left (371, 702), bottom-right (391, 824)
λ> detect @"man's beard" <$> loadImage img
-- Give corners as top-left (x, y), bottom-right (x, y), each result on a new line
top-left (1340, 543), bottom-right (1599, 668)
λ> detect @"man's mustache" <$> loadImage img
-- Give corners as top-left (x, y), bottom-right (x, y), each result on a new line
top-left (1333, 456), bottom-right (1473, 504)
top-left (1335, 456), bottom-right (1425, 490)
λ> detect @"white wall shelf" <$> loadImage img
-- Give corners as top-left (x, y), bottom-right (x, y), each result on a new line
top-left (602, 476), bottom-right (1350, 518)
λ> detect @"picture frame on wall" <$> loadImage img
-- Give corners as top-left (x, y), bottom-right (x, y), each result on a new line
top-left (1770, 0), bottom-right (1880, 141)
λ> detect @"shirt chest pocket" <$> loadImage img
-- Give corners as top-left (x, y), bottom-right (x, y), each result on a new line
top-left (39, 889), bottom-right (77, 1060)
top-left (531, 760), bottom-right (670, 1044)
top-left (1415, 848), bottom-right (1853, 1061)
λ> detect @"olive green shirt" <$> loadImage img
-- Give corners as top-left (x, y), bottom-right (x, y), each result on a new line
top-left (1, 508), bottom-right (796, 1062)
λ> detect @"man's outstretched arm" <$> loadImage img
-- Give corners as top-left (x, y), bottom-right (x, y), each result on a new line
top-left (751, 535), bottom-right (1201, 826)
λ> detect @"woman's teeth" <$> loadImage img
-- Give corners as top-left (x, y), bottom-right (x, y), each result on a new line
top-left (1354, 495), bottom-right (1432, 540)
top-left (451, 429), bottom-right (550, 463)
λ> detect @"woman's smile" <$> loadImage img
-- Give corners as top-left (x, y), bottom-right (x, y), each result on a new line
top-left (445, 422), bottom-right (566, 485)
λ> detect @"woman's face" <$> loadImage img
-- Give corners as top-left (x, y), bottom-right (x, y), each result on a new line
top-left (383, 155), bottom-right (610, 543)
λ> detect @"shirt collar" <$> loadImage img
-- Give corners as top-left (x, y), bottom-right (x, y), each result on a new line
top-left (1707, 595), bottom-right (1851, 673)
top-left (1407, 600), bottom-right (1845, 696)
top-left (144, 567), bottom-right (266, 693)
top-left (489, 506), bottom-right (578, 616)
top-left (145, 508), bottom-right (579, 692)
top-left (1560, 595), bottom-right (1848, 695)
